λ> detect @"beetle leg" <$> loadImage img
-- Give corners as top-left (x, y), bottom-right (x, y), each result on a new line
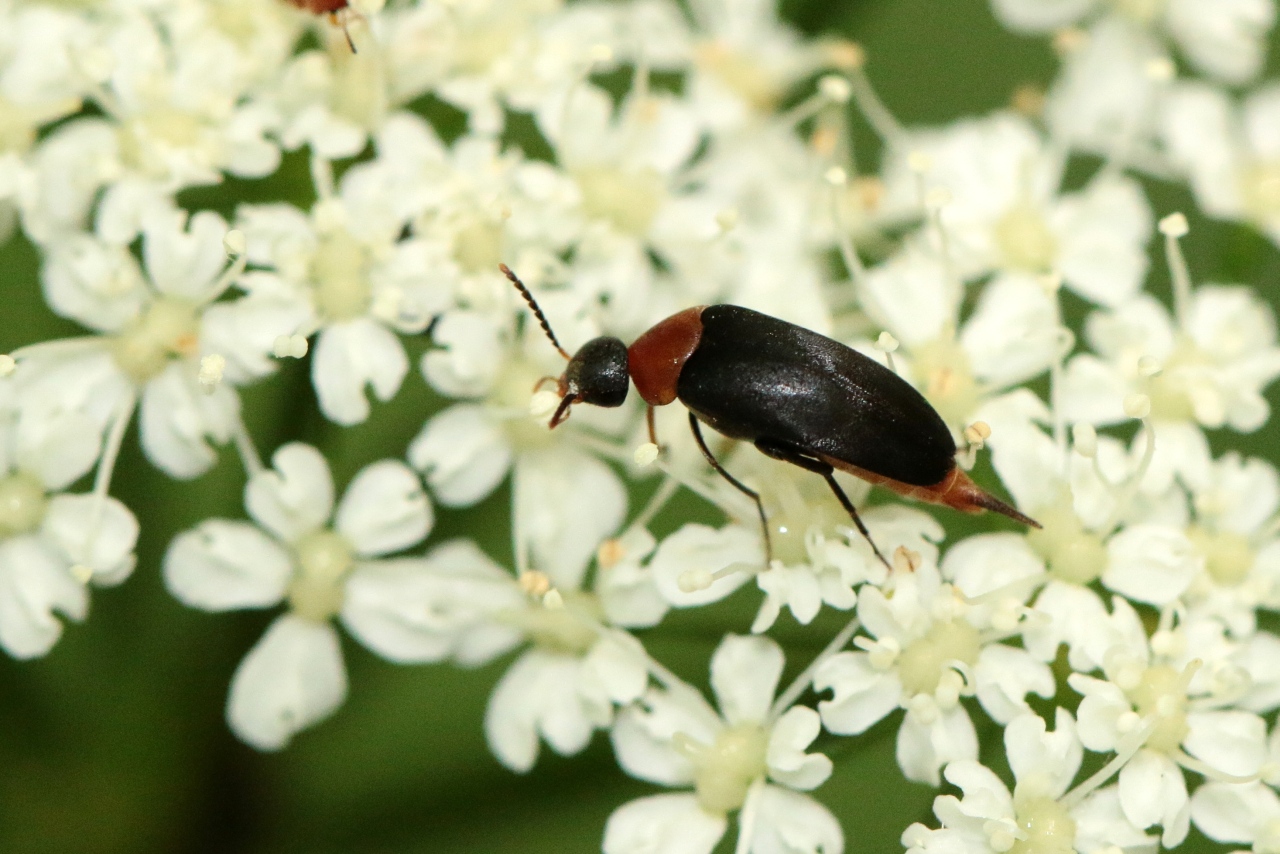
top-left (754, 439), bottom-right (892, 570)
top-left (646, 405), bottom-right (660, 448)
top-left (688, 413), bottom-right (772, 565)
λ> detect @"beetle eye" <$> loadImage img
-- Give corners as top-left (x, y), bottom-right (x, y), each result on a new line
top-left (565, 337), bottom-right (629, 409)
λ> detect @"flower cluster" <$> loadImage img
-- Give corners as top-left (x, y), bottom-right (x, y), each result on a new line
top-left (2, 0), bottom-right (1280, 851)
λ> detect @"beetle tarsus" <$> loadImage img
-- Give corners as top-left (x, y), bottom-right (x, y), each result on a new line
top-left (756, 438), bottom-right (891, 570)
top-left (689, 414), bottom-right (772, 565)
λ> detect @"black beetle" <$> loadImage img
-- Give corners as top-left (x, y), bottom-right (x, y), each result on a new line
top-left (500, 264), bottom-right (1040, 566)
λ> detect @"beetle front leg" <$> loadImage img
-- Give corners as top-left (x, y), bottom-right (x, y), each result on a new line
top-left (754, 439), bottom-right (892, 570)
top-left (688, 413), bottom-right (772, 565)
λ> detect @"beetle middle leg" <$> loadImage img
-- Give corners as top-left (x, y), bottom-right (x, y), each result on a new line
top-left (688, 413), bottom-right (772, 564)
top-left (754, 438), bottom-right (892, 569)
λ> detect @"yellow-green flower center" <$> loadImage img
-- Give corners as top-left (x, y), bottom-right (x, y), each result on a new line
top-left (910, 335), bottom-right (982, 427)
top-left (1026, 492), bottom-right (1106, 585)
top-left (994, 200), bottom-right (1058, 273)
top-left (1187, 525), bottom-right (1255, 587)
top-left (898, 618), bottom-right (981, 695)
top-left (0, 472), bottom-right (48, 537)
top-left (311, 230), bottom-right (373, 322)
top-left (683, 723), bottom-right (770, 814)
top-left (1009, 795), bottom-right (1077, 854)
top-left (575, 167), bottom-right (665, 236)
top-left (1126, 664), bottom-right (1189, 753)
top-left (288, 529), bottom-right (355, 621)
top-left (110, 297), bottom-right (201, 383)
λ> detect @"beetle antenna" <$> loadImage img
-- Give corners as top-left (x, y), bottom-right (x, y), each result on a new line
top-left (500, 263), bottom-right (571, 360)
top-left (972, 490), bottom-right (1042, 529)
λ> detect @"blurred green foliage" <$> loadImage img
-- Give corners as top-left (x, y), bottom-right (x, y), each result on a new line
top-left (2, 0), bottom-right (1278, 852)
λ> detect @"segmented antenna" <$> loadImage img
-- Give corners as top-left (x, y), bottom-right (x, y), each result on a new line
top-left (499, 263), bottom-right (570, 360)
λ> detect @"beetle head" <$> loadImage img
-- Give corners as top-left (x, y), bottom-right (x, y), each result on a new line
top-left (550, 336), bottom-right (629, 427)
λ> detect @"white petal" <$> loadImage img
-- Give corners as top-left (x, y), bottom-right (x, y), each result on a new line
top-left (711, 634), bottom-right (783, 725)
top-left (16, 407), bottom-right (100, 490)
top-left (753, 563), bottom-right (823, 633)
top-left (1103, 524), bottom-right (1201, 606)
top-left (41, 493), bottom-right (139, 585)
top-left (611, 686), bottom-right (721, 786)
top-left (650, 523), bottom-right (761, 607)
top-left (603, 793), bottom-right (726, 854)
top-left (1005, 709), bottom-right (1082, 800)
top-left (896, 706), bottom-right (978, 786)
top-left (340, 543), bottom-right (524, 665)
top-left (961, 274), bottom-right (1059, 389)
top-left (484, 649), bottom-right (593, 772)
top-left (1183, 710), bottom-right (1266, 777)
top-left (859, 249), bottom-right (958, 347)
top-left (226, 614), bottom-right (347, 751)
top-left (0, 534), bottom-right (86, 659)
top-left (334, 459), bottom-right (432, 557)
top-left (989, 0), bottom-right (1091, 30)
top-left (311, 319), bottom-right (409, 426)
top-left (200, 293), bottom-right (313, 385)
top-left (1052, 177), bottom-right (1152, 306)
top-left (139, 361), bottom-right (239, 479)
top-left (163, 520), bottom-right (291, 611)
top-left (974, 644), bottom-right (1055, 724)
top-left (580, 629), bottom-right (649, 707)
top-left (245, 443), bottom-right (334, 543)
top-left (1118, 750), bottom-right (1188, 833)
top-left (766, 707), bottom-right (832, 791)
top-left (1190, 782), bottom-right (1279, 844)
top-left (407, 404), bottom-right (513, 507)
top-left (814, 652), bottom-right (901, 735)
top-left (514, 446), bottom-right (626, 590)
top-left (40, 234), bottom-right (147, 332)
top-left (1165, 0), bottom-right (1274, 84)
top-left (142, 208), bottom-right (229, 299)
top-left (420, 309), bottom-right (506, 398)
top-left (750, 785), bottom-right (844, 854)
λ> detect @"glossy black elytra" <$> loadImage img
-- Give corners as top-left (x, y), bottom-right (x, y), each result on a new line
top-left (500, 264), bottom-right (1040, 567)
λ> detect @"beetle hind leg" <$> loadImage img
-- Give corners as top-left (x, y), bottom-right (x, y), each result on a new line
top-left (755, 439), bottom-right (892, 570)
top-left (688, 414), bottom-right (772, 565)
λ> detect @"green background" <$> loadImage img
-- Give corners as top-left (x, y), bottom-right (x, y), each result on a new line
top-left (2, 0), bottom-right (1279, 851)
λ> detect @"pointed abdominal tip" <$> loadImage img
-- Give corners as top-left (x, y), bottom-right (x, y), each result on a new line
top-left (972, 489), bottom-right (1042, 529)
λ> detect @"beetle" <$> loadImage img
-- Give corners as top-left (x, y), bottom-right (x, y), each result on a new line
top-left (499, 264), bottom-right (1040, 567)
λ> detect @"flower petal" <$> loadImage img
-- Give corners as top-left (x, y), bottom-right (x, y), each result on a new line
top-left (245, 443), bottom-right (334, 543)
top-left (334, 459), bottom-right (432, 557)
top-left (751, 785), bottom-right (844, 854)
top-left (603, 793), bottom-right (726, 854)
top-left (711, 633), bottom-right (783, 726)
top-left (41, 493), bottom-right (139, 586)
top-left (164, 519), bottom-right (291, 611)
top-left (311, 318), bottom-right (409, 426)
top-left (407, 403), bottom-right (513, 507)
top-left (226, 614), bottom-right (347, 751)
top-left (0, 534), bottom-right (86, 659)
top-left (139, 361), bottom-right (239, 480)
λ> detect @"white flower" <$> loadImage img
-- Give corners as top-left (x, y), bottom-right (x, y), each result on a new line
top-left (606, 634), bottom-right (842, 854)
top-left (988, 0), bottom-right (1269, 83)
top-left (902, 710), bottom-right (1154, 854)
top-left (879, 112), bottom-right (1153, 305)
top-left (814, 548), bottom-right (1053, 785)
top-left (1190, 780), bottom-right (1280, 852)
top-left (163, 443), bottom-right (433, 749)
top-left (1069, 599), bottom-right (1267, 846)
top-left (1062, 289), bottom-right (1280, 435)
top-left (1161, 82), bottom-right (1280, 248)
top-left (0, 405), bottom-right (138, 658)
top-left (236, 148), bottom-right (457, 425)
top-left (860, 248), bottom-right (1062, 430)
top-left (17, 208), bottom-right (256, 479)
